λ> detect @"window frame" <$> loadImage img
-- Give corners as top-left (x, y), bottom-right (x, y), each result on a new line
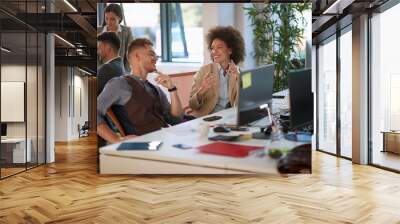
top-left (113, 3), bottom-right (201, 63)
top-left (314, 17), bottom-right (353, 161)
top-left (368, 0), bottom-right (400, 173)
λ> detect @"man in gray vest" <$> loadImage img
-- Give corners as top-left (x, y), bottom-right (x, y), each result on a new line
top-left (97, 38), bottom-right (183, 143)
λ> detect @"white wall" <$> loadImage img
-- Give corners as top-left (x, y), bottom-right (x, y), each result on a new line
top-left (1, 65), bottom-right (26, 138)
top-left (1, 65), bottom-right (39, 137)
top-left (1, 64), bottom-right (46, 164)
top-left (72, 73), bottom-right (89, 138)
top-left (55, 66), bottom-right (68, 141)
top-left (54, 67), bottom-right (89, 141)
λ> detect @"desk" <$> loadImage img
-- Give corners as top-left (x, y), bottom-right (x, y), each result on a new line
top-left (1, 138), bottom-right (32, 164)
top-left (100, 108), bottom-right (304, 175)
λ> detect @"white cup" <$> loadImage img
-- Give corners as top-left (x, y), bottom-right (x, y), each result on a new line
top-left (197, 122), bottom-right (209, 138)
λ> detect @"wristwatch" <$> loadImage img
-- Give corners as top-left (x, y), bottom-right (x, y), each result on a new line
top-left (168, 86), bottom-right (177, 92)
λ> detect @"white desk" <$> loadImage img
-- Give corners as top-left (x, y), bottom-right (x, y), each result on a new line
top-left (1, 138), bottom-right (32, 163)
top-left (100, 108), bottom-right (304, 175)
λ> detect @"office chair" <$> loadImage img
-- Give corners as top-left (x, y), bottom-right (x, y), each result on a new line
top-left (277, 143), bottom-right (311, 174)
top-left (106, 108), bottom-right (126, 137)
top-left (78, 121), bottom-right (90, 138)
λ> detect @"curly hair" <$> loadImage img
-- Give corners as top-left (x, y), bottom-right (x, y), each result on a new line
top-left (206, 26), bottom-right (245, 64)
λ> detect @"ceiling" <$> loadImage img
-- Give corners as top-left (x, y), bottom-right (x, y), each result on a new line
top-left (312, 0), bottom-right (389, 43)
top-left (1, 0), bottom-right (394, 72)
top-left (0, 0), bottom-right (97, 74)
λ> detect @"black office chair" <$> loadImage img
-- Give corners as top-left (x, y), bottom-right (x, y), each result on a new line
top-left (78, 121), bottom-right (90, 138)
top-left (277, 143), bottom-right (311, 174)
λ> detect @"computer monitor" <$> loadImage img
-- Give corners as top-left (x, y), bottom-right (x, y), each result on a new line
top-left (288, 68), bottom-right (313, 129)
top-left (237, 64), bottom-right (274, 127)
top-left (285, 68), bottom-right (313, 142)
top-left (1, 123), bottom-right (7, 137)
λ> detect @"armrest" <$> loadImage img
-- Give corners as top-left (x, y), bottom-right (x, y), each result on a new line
top-left (106, 108), bottom-right (126, 137)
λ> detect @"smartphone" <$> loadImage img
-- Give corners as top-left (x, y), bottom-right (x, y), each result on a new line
top-left (229, 127), bottom-right (249, 131)
top-left (117, 141), bottom-right (162, 151)
top-left (208, 135), bottom-right (240, 142)
top-left (203, 116), bottom-right (222, 122)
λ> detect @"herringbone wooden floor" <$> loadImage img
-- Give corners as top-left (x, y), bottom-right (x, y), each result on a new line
top-left (1, 135), bottom-right (400, 224)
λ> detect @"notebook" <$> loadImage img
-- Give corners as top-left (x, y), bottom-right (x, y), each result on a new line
top-left (196, 142), bottom-right (264, 158)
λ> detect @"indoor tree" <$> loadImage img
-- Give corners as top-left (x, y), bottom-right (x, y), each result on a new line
top-left (244, 2), bottom-right (310, 91)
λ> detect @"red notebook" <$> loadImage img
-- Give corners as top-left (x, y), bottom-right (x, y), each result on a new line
top-left (197, 142), bottom-right (264, 158)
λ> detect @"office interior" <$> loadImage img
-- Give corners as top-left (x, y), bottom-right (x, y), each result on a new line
top-left (0, 0), bottom-right (399, 223)
top-left (0, 0), bottom-right (97, 179)
top-left (96, 2), bottom-right (313, 175)
top-left (313, 0), bottom-right (400, 172)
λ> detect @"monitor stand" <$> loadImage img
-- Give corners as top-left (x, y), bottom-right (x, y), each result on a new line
top-left (249, 106), bottom-right (274, 140)
top-left (284, 132), bottom-right (312, 142)
top-left (252, 126), bottom-right (272, 140)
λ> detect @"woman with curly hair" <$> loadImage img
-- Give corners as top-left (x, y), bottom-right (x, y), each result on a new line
top-left (188, 26), bottom-right (245, 117)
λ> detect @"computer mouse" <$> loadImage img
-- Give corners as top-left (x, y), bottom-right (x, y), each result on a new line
top-left (213, 126), bottom-right (231, 133)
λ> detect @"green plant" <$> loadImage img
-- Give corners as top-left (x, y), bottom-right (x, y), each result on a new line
top-left (244, 2), bottom-right (310, 91)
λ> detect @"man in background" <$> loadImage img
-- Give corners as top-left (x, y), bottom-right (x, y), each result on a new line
top-left (97, 32), bottom-right (125, 95)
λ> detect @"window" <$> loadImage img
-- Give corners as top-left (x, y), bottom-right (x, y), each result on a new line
top-left (120, 3), bottom-right (203, 63)
top-left (339, 27), bottom-right (352, 158)
top-left (122, 4), bottom-right (161, 58)
top-left (370, 3), bottom-right (400, 171)
top-left (317, 36), bottom-right (337, 155)
top-left (170, 3), bottom-right (203, 63)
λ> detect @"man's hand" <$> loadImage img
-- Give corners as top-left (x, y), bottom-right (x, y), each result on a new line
top-left (98, 123), bottom-right (138, 144)
top-left (228, 60), bottom-right (240, 81)
top-left (155, 71), bottom-right (183, 117)
top-left (120, 135), bottom-right (137, 141)
top-left (197, 73), bottom-right (216, 96)
top-left (155, 71), bottom-right (174, 89)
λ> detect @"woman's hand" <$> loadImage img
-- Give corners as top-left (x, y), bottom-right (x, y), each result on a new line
top-left (198, 73), bottom-right (216, 96)
top-left (228, 60), bottom-right (240, 80)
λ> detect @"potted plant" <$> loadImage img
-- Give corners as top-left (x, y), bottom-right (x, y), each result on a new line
top-left (244, 2), bottom-right (310, 91)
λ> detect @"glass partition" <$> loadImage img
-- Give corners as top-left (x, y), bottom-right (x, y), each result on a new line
top-left (0, 0), bottom-right (46, 179)
top-left (0, 30), bottom-right (28, 178)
